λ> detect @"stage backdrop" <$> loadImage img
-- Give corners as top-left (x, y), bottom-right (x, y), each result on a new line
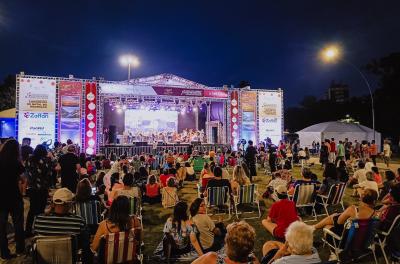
top-left (258, 91), bottom-right (283, 144)
top-left (240, 91), bottom-right (257, 143)
top-left (18, 78), bottom-right (56, 147)
top-left (125, 109), bottom-right (178, 135)
top-left (58, 81), bottom-right (82, 145)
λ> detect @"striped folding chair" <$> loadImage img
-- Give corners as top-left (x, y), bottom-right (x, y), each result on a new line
top-left (32, 235), bottom-right (77, 264)
top-left (205, 186), bottom-right (231, 220)
top-left (73, 200), bottom-right (101, 225)
top-left (99, 229), bottom-right (142, 264)
top-left (290, 182), bottom-right (317, 222)
top-left (317, 182), bottom-right (346, 216)
top-left (128, 197), bottom-right (143, 229)
top-left (234, 184), bottom-right (261, 219)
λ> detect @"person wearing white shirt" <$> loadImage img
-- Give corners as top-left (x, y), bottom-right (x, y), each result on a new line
top-left (355, 171), bottom-right (379, 196)
top-left (350, 161), bottom-right (368, 185)
top-left (383, 141), bottom-right (391, 168)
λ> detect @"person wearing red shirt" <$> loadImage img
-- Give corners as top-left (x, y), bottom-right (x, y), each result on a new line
top-left (329, 138), bottom-right (336, 164)
top-left (160, 168), bottom-right (175, 188)
top-left (262, 185), bottom-right (299, 239)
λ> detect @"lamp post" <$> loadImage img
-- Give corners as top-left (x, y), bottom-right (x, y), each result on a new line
top-left (119, 54), bottom-right (140, 82)
top-left (321, 45), bottom-right (375, 140)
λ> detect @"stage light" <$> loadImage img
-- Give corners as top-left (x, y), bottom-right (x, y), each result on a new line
top-left (116, 104), bottom-right (121, 109)
top-left (145, 106), bottom-right (150, 111)
top-left (160, 106), bottom-right (165, 111)
top-left (117, 108), bottom-right (123, 114)
top-left (171, 106), bottom-right (176, 111)
top-left (140, 105), bottom-right (145, 110)
top-left (193, 106), bottom-right (198, 112)
top-left (122, 105), bottom-right (127, 110)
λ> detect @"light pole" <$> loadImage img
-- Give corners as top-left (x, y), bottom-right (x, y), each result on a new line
top-left (321, 45), bottom-right (375, 140)
top-left (119, 54), bottom-right (140, 82)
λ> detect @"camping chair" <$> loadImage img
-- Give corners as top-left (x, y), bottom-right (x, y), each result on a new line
top-left (161, 188), bottom-right (179, 208)
top-left (233, 184), bottom-right (261, 219)
top-left (317, 182), bottom-right (346, 216)
top-left (290, 182), bottom-right (317, 222)
top-left (127, 197), bottom-right (143, 230)
top-left (322, 218), bottom-right (380, 264)
top-left (98, 229), bottom-right (143, 264)
top-left (32, 235), bottom-right (78, 264)
top-left (376, 215), bottom-right (400, 264)
top-left (205, 186), bottom-right (231, 220)
top-left (73, 200), bottom-right (102, 225)
top-left (193, 157), bottom-right (205, 173)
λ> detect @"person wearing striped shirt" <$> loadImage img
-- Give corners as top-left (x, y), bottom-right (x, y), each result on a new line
top-left (33, 188), bottom-right (93, 263)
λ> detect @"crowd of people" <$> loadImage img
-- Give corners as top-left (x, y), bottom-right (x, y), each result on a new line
top-left (0, 135), bottom-right (399, 263)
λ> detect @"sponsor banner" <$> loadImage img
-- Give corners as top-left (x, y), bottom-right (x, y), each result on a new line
top-left (203, 89), bottom-right (228, 99)
top-left (99, 83), bottom-right (156, 95)
top-left (258, 91), bottom-right (282, 145)
top-left (18, 78), bottom-right (56, 147)
top-left (59, 81), bottom-right (82, 146)
top-left (153, 86), bottom-right (203, 97)
top-left (19, 78), bottom-right (56, 112)
top-left (240, 91), bottom-right (257, 143)
top-left (99, 83), bottom-right (228, 99)
top-left (84, 82), bottom-right (97, 155)
top-left (229, 91), bottom-right (239, 148)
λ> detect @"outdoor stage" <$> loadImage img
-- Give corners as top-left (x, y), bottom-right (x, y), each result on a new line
top-left (15, 73), bottom-right (284, 154)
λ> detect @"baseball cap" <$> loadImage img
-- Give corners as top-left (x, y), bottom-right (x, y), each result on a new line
top-left (275, 185), bottom-right (288, 195)
top-left (53, 188), bottom-right (74, 204)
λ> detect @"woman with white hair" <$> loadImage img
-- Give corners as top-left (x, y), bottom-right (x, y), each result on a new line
top-left (261, 221), bottom-right (320, 264)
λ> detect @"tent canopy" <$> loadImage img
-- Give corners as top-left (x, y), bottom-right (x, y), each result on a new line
top-left (296, 121), bottom-right (381, 149)
top-left (0, 108), bottom-right (16, 118)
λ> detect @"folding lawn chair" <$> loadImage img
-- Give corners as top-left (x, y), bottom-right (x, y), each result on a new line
top-left (233, 184), bottom-right (261, 219)
top-left (317, 182), bottom-right (346, 216)
top-left (205, 186), bottom-right (231, 220)
top-left (290, 182), bottom-right (317, 222)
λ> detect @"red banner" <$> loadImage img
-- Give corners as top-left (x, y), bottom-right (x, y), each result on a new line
top-left (230, 91), bottom-right (239, 148)
top-left (84, 82), bottom-right (97, 155)
top-left (152, 86), bottom-right (228, 98)
top-left (58, 81), bottom-right (82, 146)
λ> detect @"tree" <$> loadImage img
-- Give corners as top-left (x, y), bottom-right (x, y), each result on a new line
top-left (0, 75), bottom-right (16, 111)
top-left (238, 80), bottom-right (251, 88)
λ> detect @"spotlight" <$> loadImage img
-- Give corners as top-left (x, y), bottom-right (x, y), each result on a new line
top-left (171, 106), bottom-right (176, 111)
top-left (140, 105), bottom-right (145, 110)
top-left (193, 106), bottom-right (198, 112)
top-left (122, 105), bottom-right (127, 110)
top-left (180, 109), bottom-right (185, 115)
top-left (116, 108), bottom-right (122, 114)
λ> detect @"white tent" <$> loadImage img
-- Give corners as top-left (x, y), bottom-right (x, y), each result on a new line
top-left (296, 121), bottom-right (381, 150)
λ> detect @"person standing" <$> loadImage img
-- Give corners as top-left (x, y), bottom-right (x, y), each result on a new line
top-left (244, 140), bottom-right (257, 181)
top-left (58, 145), bottom-right (81, 192)
top-left (0, 139), bottom-right (25, 260)
top-left (24, 144), bottom-right (52, 237)
top-left (383, 140), bottom-right (391, 168)
top-left (335, 140), bottom-right (345, 166)
top-left (21, 137), bottom-right (34, 163)
top-left (369, 140), bottom-right (378, 166)
top-left (329, 138), bottom-right (336, 164)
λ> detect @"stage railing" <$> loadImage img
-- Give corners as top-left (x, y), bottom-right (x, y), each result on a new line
top-left (99, 144), bottom-right (230, 157)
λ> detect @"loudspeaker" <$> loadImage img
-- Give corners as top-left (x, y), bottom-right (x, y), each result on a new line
top-left (109, 125), bottom-right (117, 144)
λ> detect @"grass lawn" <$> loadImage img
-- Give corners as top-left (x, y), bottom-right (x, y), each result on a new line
top-left (141, 162), bottom-right (398, 264)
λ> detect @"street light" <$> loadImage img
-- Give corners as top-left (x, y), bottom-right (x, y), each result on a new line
top-left (119, 54), bottom-right (140, 82)
top-left (321, 44), bottom-right (376, 140)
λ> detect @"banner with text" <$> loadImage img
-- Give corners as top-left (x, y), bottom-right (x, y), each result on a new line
top-left (59, 81), bottom-right (82, 145)
top-left (229, 91), bottom-right (239, 148)
top-left (258, 91), bottom-right (282, 145)
top-left (240, 91), bottom-right (257, 143)
top-left (18, 78), bottom-right (56, 147)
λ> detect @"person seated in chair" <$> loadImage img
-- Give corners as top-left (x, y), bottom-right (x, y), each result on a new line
top-left (190, 198), bottom-right (226, 253)
top-left (91, 195), bottom-right (142, 253)
top-left (261, 221), bottom-right (320, 264)
top-left (204, 167), bottom-right (232, 201)
top-left (33, 188), bottom-right (93, 263)
top-left (262, 185), bottom-right (299, 240)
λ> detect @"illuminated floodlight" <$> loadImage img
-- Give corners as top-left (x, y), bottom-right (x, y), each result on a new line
top-left (119, 54), bottom-right (140, 68)
top-left (122, 105), bottom-right (127, 110)
top-left (116, 108), bottom-right (123, 114)
top-left (320, 44), bottom-right (340, 62)
top-left (193, 106), bottom-right (198, 112)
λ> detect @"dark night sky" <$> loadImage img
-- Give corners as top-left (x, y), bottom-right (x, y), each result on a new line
top-left (0, 0), bottom-right (399, 106)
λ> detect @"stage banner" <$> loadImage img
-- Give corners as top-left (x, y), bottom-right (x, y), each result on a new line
top-left (18, 78), bottom-right (56, 147)
top-left (240, 91), bottom-right (257, 143)
top-left (99, 83), bottom-right (156, 95)
top-left (203, 89), bottom-right (228, 99)
top-left (84, 82), bottom-right (97, 155)
top-left (229, 91), bottom-right (239, 148)
top-left (258, 91), bottom-right (283, 145)
top-left (59, 81), bottom-right (82, 146)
